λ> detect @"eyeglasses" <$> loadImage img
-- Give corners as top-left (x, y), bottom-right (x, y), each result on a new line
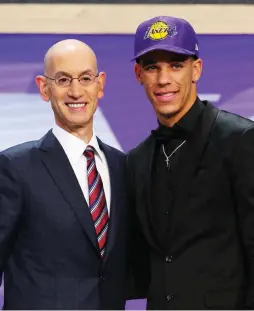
top-left (44, 73), bottom-right (99, 87)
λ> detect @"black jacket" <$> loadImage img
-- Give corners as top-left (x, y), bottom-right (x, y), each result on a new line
top-left (127, 101), bottom-right (254, 309)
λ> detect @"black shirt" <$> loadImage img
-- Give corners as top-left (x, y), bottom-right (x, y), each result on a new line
top-left (150, 98), bottom-right (204, 249)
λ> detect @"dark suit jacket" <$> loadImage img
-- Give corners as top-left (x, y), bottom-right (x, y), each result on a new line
top-left (0, 130), bottom-right (129, 310)
top-left (127, 101), bottom-right (254, 309)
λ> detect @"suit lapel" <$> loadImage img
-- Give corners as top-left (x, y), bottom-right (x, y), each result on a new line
top-left (136, 136), bottom-right (164, 254)
top-left (39, 130), bottom-right (100, 255)
top-left (173, 102), bottom-right (219, 213)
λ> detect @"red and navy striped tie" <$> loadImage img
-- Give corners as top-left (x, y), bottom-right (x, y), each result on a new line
top-left (84, 146), bottom-right (109, 258)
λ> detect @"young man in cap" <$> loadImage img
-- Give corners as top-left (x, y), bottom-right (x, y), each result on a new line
top-left (127, 16), bottom-right (254, 309)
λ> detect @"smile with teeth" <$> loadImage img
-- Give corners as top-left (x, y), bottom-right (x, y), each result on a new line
top-left (66, 103), bottom-right (86, 108)
top-left (155, 91), bottom-right (178, 101)
top-left (156, 92), bottom-right (176, 96)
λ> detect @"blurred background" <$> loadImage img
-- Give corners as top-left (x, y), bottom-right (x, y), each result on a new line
top-left (0, 0), bottom-right (253, 309)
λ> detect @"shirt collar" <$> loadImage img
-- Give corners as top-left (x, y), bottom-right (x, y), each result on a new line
top-left (52, 124), bottom-right (104, 165)
top-left (151, 97), bottom-right (204, 142)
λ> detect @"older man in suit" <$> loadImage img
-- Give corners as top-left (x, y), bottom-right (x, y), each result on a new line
top-left (127, 16), bottom-right (254, 309)
top-left (0, 39), bottom-right (129, 310)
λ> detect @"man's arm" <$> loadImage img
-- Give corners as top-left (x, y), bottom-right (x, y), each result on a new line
top-left (0, 152), bottom-right (23, 283)
top-left (229, 125), bottom-right (254, 309)
top-left (126, 153), bottom-right (150, 300)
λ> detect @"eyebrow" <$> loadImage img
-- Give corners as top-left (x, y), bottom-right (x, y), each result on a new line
top-left (54, 70), bottom-right (96, 78)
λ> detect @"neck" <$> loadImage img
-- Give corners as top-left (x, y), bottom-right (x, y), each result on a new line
top-left (56, 121), bottom-right (93, 143)
top-left (158, 95), bottom-right (197, 128)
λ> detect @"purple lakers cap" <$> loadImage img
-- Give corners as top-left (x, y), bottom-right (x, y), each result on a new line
top-left (133, 16), bottom-right (199, 60)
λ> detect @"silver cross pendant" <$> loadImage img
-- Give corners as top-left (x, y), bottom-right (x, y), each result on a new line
top-left (165, 158), bottom-right (170, 170)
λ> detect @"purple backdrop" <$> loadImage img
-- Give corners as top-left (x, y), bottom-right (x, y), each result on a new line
top-left (1, 34), bottom-right (254, 152)
top-left (0, 34), bottom-right (254, 309)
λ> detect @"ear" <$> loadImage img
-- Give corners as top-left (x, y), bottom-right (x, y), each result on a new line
top-left (134, 63), bottom-right (143, 85)
top-left (97, 72), bottom-right (106, 99)
top-left (35, 75), bottom-right (50, 102)
top-left (192, 58), bottom-right (203, 83)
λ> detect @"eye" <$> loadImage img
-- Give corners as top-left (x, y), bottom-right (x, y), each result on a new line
top-left (171, 63), bottom-right (183, 69)
top-left (56, 76), bottom-right (71, 86)
top-left (144, 65), bottom-right (157, 71)
top-left (80, 75), bottom-right (93, 81)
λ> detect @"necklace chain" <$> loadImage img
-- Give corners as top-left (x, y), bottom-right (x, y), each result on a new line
top-left (162, 140), bottom-right (186, 170)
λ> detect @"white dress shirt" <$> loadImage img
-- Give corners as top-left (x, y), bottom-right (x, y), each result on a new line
top-left (52, 125), bottom-right (111, 215)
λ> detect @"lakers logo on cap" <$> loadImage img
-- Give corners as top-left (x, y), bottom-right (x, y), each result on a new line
top-left (144, 21), bottom-right (177, 41)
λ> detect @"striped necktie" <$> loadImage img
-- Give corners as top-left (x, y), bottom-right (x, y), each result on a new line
top-left (84, 145), bottom-right (109, 258)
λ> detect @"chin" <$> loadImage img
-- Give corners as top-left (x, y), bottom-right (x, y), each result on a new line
top-left (157, 109), bottom-right (179, 119)
top-left (70, 115), bottom-right (90, 123)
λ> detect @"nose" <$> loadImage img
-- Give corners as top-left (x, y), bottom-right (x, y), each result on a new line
top-left (67, 79), bottom-right (84, 99)
top-left (157, 68), bottom-right (172, 86)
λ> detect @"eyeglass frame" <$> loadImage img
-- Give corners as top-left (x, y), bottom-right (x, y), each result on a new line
top-left (43, 72), bottom-right (100, 87)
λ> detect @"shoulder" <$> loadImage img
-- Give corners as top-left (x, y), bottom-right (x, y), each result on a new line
top-left (127, 135), bottom-right (154, 161)
top-left (200, 100), bottom-right (253, 135)
top-left (199, 101), bottom-right (254, 145)
top-left (201, 102), bottom-right (254, 158)
top-left (217, 108), bottom-right (253, 133)
top-left (0, 140), bottom-right (40, 177)
top-left (210, 107), bottom-right (254, 149)
top-left (0, 140), bottom-right (40, 160)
